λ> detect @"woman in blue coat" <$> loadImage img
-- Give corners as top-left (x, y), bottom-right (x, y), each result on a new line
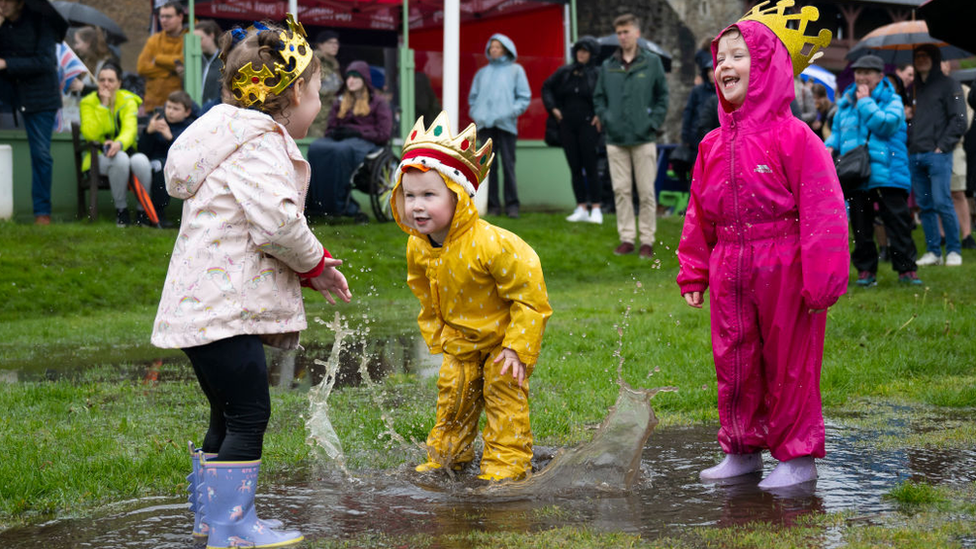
top-left (825, 55), bottom-right (920, 286)
top-left (468, 34), bottom-right (531, 218)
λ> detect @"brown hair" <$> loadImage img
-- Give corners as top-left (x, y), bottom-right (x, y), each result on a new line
top-left (613, 13), bottom-right (640, 30)
top-left (337, 76), bottom-right (371, 119)
top-left (810, 83), bottom-right (828, 99)
top-left (75, 26), bottom-right (113, 75)
top-left (167, 90), bottom-right (194, 111)
top-left (195, 19), bottom-right (221, 39)
top-left (218, 21), bottom-right (320, 116)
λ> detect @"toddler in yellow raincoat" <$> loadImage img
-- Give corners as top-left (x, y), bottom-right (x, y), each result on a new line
top-left (391, 112), bottom-right (552, 481)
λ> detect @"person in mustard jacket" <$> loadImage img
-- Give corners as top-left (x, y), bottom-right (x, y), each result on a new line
top-left (136, 1), bottom-right (186, 111)
top-left (391, 112), bottom-right (552, 482)
top-left (79, 62), bottom-right (153, 226)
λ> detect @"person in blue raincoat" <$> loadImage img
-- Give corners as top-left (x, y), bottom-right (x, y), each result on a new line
top-left (468, 33), bottom-right (531, 218)
top-left (825, 54), bottom-right (920, 286)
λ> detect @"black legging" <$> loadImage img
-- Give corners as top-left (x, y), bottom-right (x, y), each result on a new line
top-left (183, 335), bottom-right (271, 461)
top-left (849, 187), bottom-right (918, 275)
top-left (559, 116), bottom-right (600, 205)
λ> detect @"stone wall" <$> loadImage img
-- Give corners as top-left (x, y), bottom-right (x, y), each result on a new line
top-left (578, 0), bottom-right (747, 143)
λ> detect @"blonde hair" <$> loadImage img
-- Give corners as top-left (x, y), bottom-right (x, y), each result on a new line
top-left (217, 21), bottom-right (320, 116)
top-left (337, 86), bottom-right (371, 119)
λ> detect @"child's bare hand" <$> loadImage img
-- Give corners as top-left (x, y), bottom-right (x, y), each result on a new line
top-left (683, 291), bottom-right (704, 308)
top-left (307, 259), bottom-right (351, 304)
top-left (494, 348), bottom-right (526, 387)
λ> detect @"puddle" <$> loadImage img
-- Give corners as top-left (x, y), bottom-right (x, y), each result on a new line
top-left (3, 419), bottom-right (975, 548)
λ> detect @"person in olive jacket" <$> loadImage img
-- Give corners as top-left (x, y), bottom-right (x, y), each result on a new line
top-left (593, 13), bottom-right (669, 259)
top-left (0, 0), bottom-right (62, 224)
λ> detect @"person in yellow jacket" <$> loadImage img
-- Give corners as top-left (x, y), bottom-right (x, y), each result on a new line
top-left (391, 112), bottom-right (552, 482)
top-left (79, 62), bottom-right (153, 226)
top-left (137, 1), bottom-right (186, 111)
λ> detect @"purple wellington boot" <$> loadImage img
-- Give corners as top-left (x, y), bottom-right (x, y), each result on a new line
top-left (200, 455), bottom-right (303, 549)
top-left (187, 442), bottom-right (283, 539)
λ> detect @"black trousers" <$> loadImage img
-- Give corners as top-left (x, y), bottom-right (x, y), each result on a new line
top-left (559, 116), bottom-right (600, 205)
top-left (479, 127), bottom-right (519, 211)
top-left (183, 335), bottom-right (271, 461)
top-left (849, 187), bottom-right (918, 275)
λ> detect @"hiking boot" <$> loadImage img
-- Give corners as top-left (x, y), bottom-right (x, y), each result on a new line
top-left (855, 271), bottom-right (876, 287)
top-left (639, 244), bottom-right (654, 259)
top-left (487, 207), bottom-right (501, 216)
top-left (134, 210), bottom-right (152, 227)
top-left (898, 271), bottom-right (923, 285)
top-left (116, 208), bottom-right (131, 227)
top-left (962, 235), bottom-right (976, 250)
top-left (34, 215), bottom-right (51, 225)
top-left (566, 206), bottom-right (588, 222)
top-left (945, 251), bottom-right (962, 266)
top-left (916, 252), bottom-right (942, 266)
top-left (588, 208), bottom-right (603, 224)
top-left (506, 206), bottom-right (520, 219)
top-left (613, 242), bottom-right (635, 255)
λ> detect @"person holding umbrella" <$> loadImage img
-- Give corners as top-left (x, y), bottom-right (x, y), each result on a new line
top-left (909, 44), bottom-right (967, 266)
top-left (0, 0), bottom-right (65, 224)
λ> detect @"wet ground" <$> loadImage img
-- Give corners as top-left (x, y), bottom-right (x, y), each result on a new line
top-left (3, 418), bottom-right (975, 548)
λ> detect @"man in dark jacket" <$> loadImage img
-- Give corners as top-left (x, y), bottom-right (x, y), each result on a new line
top-left (593, 13), bottom-right (669, 259)
top-left (0, 0), bottom-right (61, 224)
top-left (908, 44), bottom-right (967, 266)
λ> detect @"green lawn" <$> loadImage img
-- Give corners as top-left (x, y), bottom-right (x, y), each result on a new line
top-left (0, 214), bottom-right (974, 545)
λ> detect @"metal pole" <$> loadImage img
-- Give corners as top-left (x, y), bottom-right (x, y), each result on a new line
top-left (570, 0), bottom-right (578, 43)
top-left (443, 0), bottom-right (460, 130)
top-left (399, 0), bottom-right (415, 143)
top-left (289, 0), bottom-right (298, 18)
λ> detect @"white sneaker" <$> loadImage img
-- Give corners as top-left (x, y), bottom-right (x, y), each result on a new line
top-left (588, 208), bottom-right (603, 224)
top-left (917, 252), bottom-right (943, 266)
top-left (566, 206), bottom-right (588, 222)
top-left (945, 251), bottom-right (963, 266)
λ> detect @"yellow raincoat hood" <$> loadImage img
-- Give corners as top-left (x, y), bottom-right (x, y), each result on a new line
top-left (391, 170), bottom-right (552, 365)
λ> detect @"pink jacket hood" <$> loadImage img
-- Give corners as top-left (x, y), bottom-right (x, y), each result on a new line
top-left (712, 21), bottom-right (795, 135)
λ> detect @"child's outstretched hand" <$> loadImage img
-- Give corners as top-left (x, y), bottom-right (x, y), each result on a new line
top-left (683, 291), bottom-right (704, 308)
top-left (494, 347), bottom-right (526, 387)
top-left (307, 259), bottom-right (352, 305)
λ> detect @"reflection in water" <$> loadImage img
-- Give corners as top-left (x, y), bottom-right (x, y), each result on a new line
top-left (3, 420), bottom-right (975, 548)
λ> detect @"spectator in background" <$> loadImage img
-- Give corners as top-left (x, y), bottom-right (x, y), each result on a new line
top-left (137, 1), bottom-right (186, 111)
top-left (942, 61), bottom-right (976, 249)
top-left (307, 30), bottom-right (342, 139)
top-left (0, 0), bottom-right (61, 224)
top-left (793, 74), bottom-right (817, 126)
top-left (909, 44), bottom-right (966, 266)
top-left (826, 54), bottom-right (920, 286)
top-left (306, 61), bottom-right (392, 220)
top-left (965, 82), bottom-right (976, 245)
top-left (139, 90), bottom-right (194, 227)
top-left (193, 20), bottom-right (222, 109)
top-left (469, 33), bottom-right (531, 218)
top-left (54, 41), bottom-right (88, 132)
top-left (887, 63), bottom-right (914, 116)
top-left (810, 83), bottom-right (836, 141)
top-left (674, 58), bottom-right (715, 193)
top-left (73, 26), bottom-right (116, 92)
top-left (593, 13), bottom-right (669, 258)
top-left (542, 35), bottom-right (602, 225)
top-left (80, 62), bottom-right (153, 227)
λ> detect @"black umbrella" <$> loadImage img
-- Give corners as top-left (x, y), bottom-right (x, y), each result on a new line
top-left (597, 34), bottom-right (672, 73)
top-left (24, 0), bottom-right (68, 41)
top-left (919, 0), bottom-right (976, 53)
top-left (51, 0), bottom-right (127, 44)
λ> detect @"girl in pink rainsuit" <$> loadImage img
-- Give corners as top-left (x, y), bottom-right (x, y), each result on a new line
top-left (676, 20), bottom-right (849, 489)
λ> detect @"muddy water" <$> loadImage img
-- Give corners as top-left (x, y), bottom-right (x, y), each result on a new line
top-left (3, 418), bottom-right (975, 548)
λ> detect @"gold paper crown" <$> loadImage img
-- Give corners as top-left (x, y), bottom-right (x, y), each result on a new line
top-left (231, 14), bottom-right (313, 108)
top-left (738, 0), bottom-right (832, 76)
top-left (400, 112), bottom-right (494, 192)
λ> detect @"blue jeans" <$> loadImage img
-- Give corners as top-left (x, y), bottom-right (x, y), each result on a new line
top-left (910, 151), bottom-right (961, 255)
top-left (23, 110), bottom-right (57, 217)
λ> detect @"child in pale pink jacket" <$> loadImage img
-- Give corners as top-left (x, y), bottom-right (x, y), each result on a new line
top-left (676, 17), bottom-right (848, 489)
top-left (151, 17), bottom-right (349, 548)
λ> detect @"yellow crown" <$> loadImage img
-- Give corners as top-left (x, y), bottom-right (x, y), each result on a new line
top-left (738, 0), bottom-right (832, 76)
top-left (231, 14), bottom-right (313, 108)
top-left (401, 112), bottom-right (494, 192)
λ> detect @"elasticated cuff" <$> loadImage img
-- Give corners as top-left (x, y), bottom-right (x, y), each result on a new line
top-left (680, 282), bottom-right (708, 296)
top-left (298, 248), bottom-right (333, 281)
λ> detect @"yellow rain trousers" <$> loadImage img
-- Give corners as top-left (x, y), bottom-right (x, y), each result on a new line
top-left (392, 168), bottom-right (551, 479)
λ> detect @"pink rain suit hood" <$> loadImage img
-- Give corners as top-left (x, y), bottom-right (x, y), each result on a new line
top-left (676, 21), bottom-right (849, 462)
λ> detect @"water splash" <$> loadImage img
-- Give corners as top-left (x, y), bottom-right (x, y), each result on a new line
top-left (305, 312), bottom-right (353, 473)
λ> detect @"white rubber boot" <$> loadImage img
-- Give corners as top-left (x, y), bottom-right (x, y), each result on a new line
top-left (700, 453), bottom-right (763, 480)
top-left (758, 456), bottom-right (817, 489)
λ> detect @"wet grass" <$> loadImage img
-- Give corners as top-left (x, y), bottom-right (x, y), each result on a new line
top-left (1, 214), bottom-right (976, 541)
